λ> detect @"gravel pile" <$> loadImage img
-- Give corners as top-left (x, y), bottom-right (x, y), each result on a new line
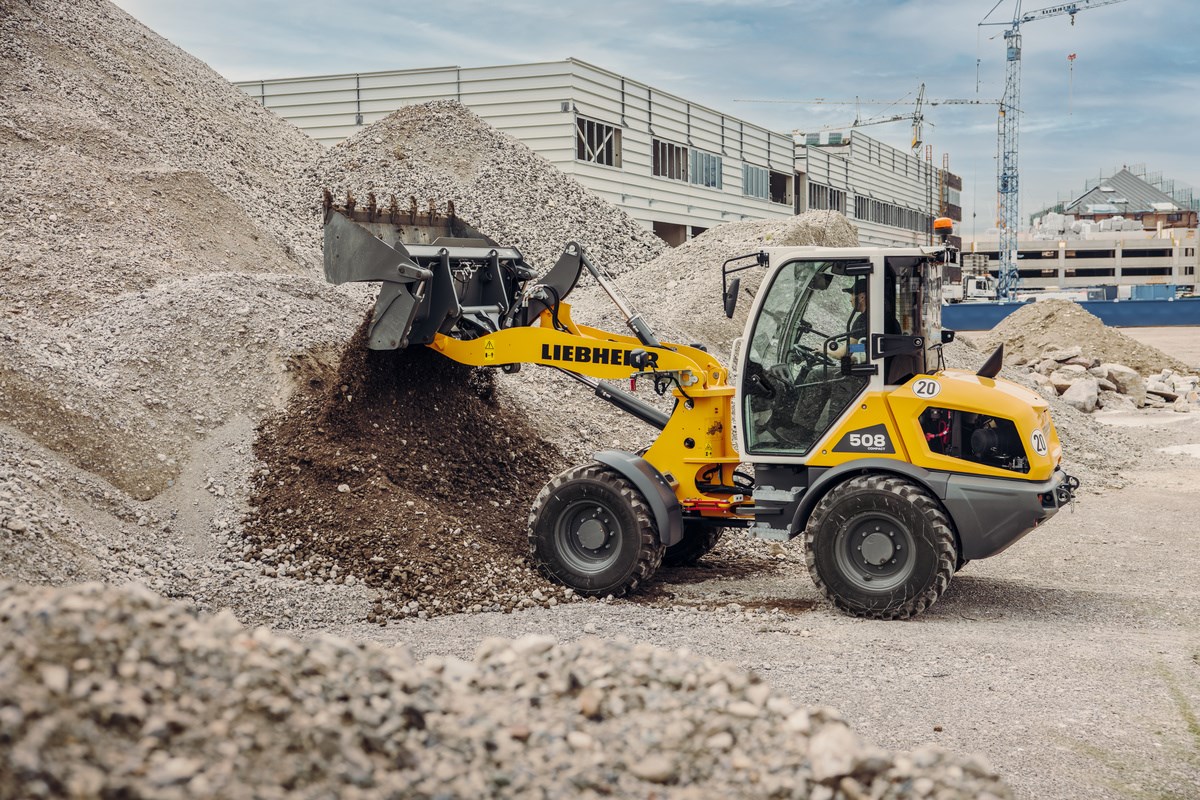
top-left (0, 580), bottom-right (1014, 800)
top-left (0, 0), bottom-right (324, 317)
top-left (308, 100), bottom-right (665, 276)
top-left (0, 0), bottom-right (366, 597)
top-left (979, 300), bottom-right (1192, 376)
top-left (241, 317), bottom-right (574, 620)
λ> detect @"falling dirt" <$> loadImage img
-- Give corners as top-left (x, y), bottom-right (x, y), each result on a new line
top-left (242, 315), bottom-right (572, 620)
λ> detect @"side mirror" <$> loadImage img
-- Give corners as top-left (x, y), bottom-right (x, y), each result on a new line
top-left (723, 277), bottom-right (741, 318)
top-left (941, 329), bottom-right (956, 344)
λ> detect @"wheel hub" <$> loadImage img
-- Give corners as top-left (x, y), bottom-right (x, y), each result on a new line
top-left (576, 517), bottom-right (608, 549)
top-left (834, 512), bottom-right (916, 593)
top-left (860, 531), bottom-right (895, 565)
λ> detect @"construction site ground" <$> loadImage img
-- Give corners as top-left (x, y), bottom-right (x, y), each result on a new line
top-left (321, 330), bottom-right (1200, 800)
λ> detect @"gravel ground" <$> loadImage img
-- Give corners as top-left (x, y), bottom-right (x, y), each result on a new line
top-left (316, 409), bottom-right (1200, 800)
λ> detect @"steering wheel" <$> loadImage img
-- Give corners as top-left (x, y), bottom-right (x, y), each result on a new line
top-left (789, 339), bottom-right (837, 369)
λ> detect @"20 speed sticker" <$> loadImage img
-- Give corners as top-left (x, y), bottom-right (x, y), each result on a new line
top-left (1030, 428), bottom-right (1049, 456)
top-left (912, 377), bottom-right (941, 398)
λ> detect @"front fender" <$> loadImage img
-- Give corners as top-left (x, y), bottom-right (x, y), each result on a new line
top-left (593, 450), bottom-right (684, 546)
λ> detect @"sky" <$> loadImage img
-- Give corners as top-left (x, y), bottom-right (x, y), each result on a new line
top-left (111, 0), bottom-right (1198, 238)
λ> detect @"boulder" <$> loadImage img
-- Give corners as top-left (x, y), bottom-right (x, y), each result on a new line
top-left (1049, 365), bottom-right (1088, 394)
top-left (1065, 355), bottom-right (1101, 370)
top-left (1042, 345), bottom-right (1083, 362)
top-left (1061, 377), bottom-right (1100, 413)
top-left (1096, 378), bottom-right (1117, 392)
top-left (1146, 380), bottom-right (1179, 402)
top-left (1101, 364), bottom-right (1146, 408)
top-left (1173, 397), bottom-right (1193, 413)
top-left (1026, 373), bottom-right (1055, 393)
top-left (1035, 358), bottom-right (1059, 375)
top-left (1171, 374), bottom-right (1199, 394)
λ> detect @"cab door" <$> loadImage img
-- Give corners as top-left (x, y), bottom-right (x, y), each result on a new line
top-left (738, 257), bottom-right (874, 459)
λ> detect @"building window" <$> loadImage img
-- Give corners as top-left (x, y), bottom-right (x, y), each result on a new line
top-left (808, 182), bottom-right (846, 213)
top-left (852, 193), bottom-right (929, 233)
top-left (653, 139), bottom-right (688, 181)
top-left (743, 164), bottom-right (768, 199)
top-left (689, 150), bottom-right (723, 189)
top-left (576, 116), bottom-right (621, 167)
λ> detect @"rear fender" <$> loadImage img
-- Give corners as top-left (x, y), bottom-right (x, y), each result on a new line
top-left (791, 460), bottom-right (952, 540)
top-left (593, 450), bottom-right (683, 546)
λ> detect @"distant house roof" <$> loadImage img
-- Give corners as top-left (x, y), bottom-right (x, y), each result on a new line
top-left (1066, 168), bottom-right (1180, 215)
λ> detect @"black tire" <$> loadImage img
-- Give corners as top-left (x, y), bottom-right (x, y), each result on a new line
top-left (527, 463), bottom-right (664, 597)
top-left (803, 474), bottom-right (957, 620)
top-left (661, 522), bottom-right (724, 568)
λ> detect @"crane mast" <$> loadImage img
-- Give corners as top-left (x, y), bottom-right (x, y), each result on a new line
top-left (980, 0), bottom-right (1132, 300)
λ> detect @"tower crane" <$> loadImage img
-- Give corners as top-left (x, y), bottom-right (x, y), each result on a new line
top-left (979, 0), bottom-right (1133, 300)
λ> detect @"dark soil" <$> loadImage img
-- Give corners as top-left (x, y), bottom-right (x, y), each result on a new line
top-left (242, 316), bottom-right (572, 620)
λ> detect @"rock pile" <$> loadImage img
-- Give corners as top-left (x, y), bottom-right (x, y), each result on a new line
top-left (0, 0), bottom-right (353, 572)
top-left (981, 302), bottom-right (1200, 415)
top-left (0, 580), bottom-right (1014, 799)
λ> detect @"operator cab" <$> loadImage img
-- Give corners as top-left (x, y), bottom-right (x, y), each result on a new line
top-left (727, 247), bottom-right (952, 458)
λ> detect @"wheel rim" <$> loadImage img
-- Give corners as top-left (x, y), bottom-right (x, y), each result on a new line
top-left (554, 499), bottom-right (622, 575)
top-left (833, 511), bottom-right (916, 592)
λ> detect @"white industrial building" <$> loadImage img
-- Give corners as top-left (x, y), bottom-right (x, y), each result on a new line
top-left (237, 59), bottom-right (958, 248)
top-left (798, 130), bottom-right (961, 248)
top-left (962, 229), bottom-right (1198, 294)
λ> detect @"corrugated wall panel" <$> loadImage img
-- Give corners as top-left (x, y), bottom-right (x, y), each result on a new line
top-left (234, 61), bottom-right (812, 235)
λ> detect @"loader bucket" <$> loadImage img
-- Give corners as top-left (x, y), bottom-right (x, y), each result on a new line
top-left (321, 191), bottom-right (541, 351)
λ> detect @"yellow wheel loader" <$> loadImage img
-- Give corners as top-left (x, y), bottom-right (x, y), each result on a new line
top-left (322, 193), bottom-right (1078, 619)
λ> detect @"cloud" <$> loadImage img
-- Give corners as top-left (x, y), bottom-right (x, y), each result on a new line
top-left (110, 0), bottom-right (1199, 226)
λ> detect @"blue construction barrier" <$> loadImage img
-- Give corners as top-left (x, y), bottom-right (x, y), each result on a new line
top-left (943, 298), bottom-right (1200, 331)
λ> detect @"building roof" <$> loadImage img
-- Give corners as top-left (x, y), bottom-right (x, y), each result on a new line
top-left (1065, 168), bottom-right (1180, 215)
